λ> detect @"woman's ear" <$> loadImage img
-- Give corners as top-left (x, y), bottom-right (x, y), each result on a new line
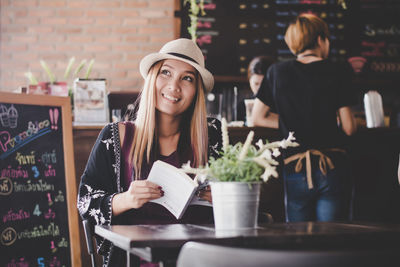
top-left (317, 35), bottom-right (330, 58)
top-left (317, 35), bottom-right (324, 47)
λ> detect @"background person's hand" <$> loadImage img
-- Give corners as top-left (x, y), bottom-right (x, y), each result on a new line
top-left (197, 186), bottom-right (212, 203)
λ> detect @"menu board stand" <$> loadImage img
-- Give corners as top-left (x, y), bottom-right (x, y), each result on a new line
top-left (0, 92), bottom-right (81, 267)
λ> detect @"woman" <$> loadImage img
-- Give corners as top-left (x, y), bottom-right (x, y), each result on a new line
top-left (237, 55), bottom-right (274, 123)
top-left (77, 38), bottom-right (222, 266)
top-left (252, 14), bottom-right (357, 222)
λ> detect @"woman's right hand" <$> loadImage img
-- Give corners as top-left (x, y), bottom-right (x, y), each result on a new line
top-left (112, 180), bottom-right (163, 216)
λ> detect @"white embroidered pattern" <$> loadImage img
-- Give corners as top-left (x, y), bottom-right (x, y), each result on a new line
top-left (78, 184), bottom-right (107, 222)
top-left (89, 208), bottom-right (106, 224)
top-left (211, 142), bottom-right (219, 155)
top-left (101, 138), bottom-right (113, 150)
top-left (207, 118), bottom-right (218, 130)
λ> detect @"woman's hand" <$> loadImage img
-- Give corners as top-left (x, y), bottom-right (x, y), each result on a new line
top-left (197, 186), bottom-right (212, 203)
top-left (112, 180), bottom-right (163, 216)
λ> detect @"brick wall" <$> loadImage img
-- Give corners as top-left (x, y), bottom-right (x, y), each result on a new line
top-left (0, 0), bottom-right (177, 93)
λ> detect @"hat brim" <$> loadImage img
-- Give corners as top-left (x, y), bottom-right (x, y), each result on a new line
top-left (139, 53), bottom-right (214, 92)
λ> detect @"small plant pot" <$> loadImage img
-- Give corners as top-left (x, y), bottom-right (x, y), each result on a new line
top-left (48, 82), bottom-right (68, 97)
top-left (28, 82), bottom-right (68, 96)
top-left (210, 181), bottom-right (261, 230)
top-left (28, 82), bottom-right (49, 94)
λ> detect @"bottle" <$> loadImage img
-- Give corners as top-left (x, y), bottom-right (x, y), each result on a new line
top-left (363, 90), bottom-right (384, 128)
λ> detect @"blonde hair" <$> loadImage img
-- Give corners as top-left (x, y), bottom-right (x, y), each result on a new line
top-left (284, 14), bottom-right (329, 55)
top-left (131, 60), bottom-right (208, 178)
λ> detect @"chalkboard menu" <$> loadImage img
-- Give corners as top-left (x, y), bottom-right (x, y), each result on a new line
top-left (178, 0), bottom-right (400, 80)
top-left (347, 0), bottom-right (400, 79)
top-left (0, 93), bottom-right (81, 267)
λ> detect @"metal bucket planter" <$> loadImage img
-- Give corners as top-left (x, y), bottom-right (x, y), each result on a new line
top-left (210, 182), bottom-right (261, 230)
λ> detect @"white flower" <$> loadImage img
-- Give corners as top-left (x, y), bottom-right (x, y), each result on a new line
top-left (261, 166), bottom-right (279, 182)
top-left (181, 117), bottom-right (298, 183)
top-left (279, 131), bottom-right (299, 149)
top-left (239, 131), bottom-right (254, 160)
top-left (182, 161), bottom-right (209, 176)
top-left (272, 148), bottom-right (281, 157)
top-left (221, 118), bottom-right (229, 151)
top-left (256, 139), bottom-right (264, 149)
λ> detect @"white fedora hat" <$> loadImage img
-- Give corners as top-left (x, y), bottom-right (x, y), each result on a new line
top-left (139, 38), bottom-right (214, 92)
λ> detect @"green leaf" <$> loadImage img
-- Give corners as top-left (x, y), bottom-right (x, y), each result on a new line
top-left (64, 57), bottom-right (75, 79)
top-left (73, 59), bottom-right (87, 77)
top-left (24, 72), bottom-right (38, 85)
top-left (85, 59), bottom-right (95, 79)
top-left (40, 60), bottom-right (56, 83)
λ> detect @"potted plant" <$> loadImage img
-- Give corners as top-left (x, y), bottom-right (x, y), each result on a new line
top-left (183, 118), bottom-right (298, 230)
top-left (24, 57), bottom-right (94, 97)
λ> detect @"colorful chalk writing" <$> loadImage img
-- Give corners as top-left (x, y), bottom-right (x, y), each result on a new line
top-left (17, 222), bottom-right (60, 239)
top-left (32, 166), bottom-right (40, 178)
top-left (49, 256), bottom-right (61, 267)
top-left (41, 149), bottom-right (57, 165)
top-left (180, 0), bottom-right (400, 81)
top-left (45, 208), bottom-right (56, 219)
top-left (1, 101), bottom-right (73, 267)
top-left (3, 208), bottom-right (30, 223)
top-left (58, 237), bottom-right (68, 247)
top-left (15, 151), bottom-right (36, 165)
top-left (13, 179), bottom-right (55, 192)
top-left (51, 240), bottom-right (57, 252)
top-left (6, 257), bottom-right (29, 267)
top-left (180, 0), bottom-right (350, 76)
top-left (0, 119), bottom-right (52, 160)
top-left (1, 166), bottom-right (29, 179)
top-left (44, 165), bottom-right (57, 177)
top-left (37, 257), bottom-right (45, 267)
top-left (33, 204), bottom-right (42, 216)
top-left (0, 104), bottom-right (18, 129)
top-left (54, 190), bottom-right (65, 202)
top-left (0, 177), bottom-right (13, 195)
top-left (1, 227), bottom-right (17, 246)
top-left (364, 24), bottom-right (400, 37)
top-left (48, 192), bottom-right (54, 206)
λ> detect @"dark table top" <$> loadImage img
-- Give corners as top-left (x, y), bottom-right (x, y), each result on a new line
top-left (95, 222), bottom-right (400, 262)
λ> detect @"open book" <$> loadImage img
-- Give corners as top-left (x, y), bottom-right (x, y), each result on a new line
top-left (147, 160), bottom-right (211, 219)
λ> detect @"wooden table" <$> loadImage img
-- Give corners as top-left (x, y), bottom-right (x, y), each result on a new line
top-left (95, 222), bottom-right (400, 266)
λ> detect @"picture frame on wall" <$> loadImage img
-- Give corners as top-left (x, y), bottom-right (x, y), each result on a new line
top-left (73, 78), bottom-right (108, 125)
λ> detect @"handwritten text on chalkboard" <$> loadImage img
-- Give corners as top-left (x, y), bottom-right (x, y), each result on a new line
top-left (0, 103), bottom-right (71, 267)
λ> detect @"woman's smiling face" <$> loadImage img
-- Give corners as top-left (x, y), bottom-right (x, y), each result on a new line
top-left (155, 59), bottom-right (197, 118)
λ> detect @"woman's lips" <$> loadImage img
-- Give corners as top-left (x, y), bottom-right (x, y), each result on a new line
top-left (162, 93), bottom-right (180, 102)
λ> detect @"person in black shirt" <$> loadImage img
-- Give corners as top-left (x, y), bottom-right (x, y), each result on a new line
top-left (252, 14), bottom-right (357, 222)
top-left (237, 55), bottom-right (274, 123)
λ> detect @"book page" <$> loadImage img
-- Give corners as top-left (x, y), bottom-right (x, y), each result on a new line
top-left (147, 161), bottom-right (198, 219)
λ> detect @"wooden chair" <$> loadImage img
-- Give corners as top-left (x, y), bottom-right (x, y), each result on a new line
top-left (177, 241), bottom-right (398, 267)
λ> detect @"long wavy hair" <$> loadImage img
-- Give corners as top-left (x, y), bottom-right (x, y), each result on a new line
top-left (131, 60), bottom-right (208, 179)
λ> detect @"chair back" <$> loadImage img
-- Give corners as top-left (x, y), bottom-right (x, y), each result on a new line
top-left (177, 241), bottom-right (398, 267)
top-left (82, 219), bottom-right (98, 267)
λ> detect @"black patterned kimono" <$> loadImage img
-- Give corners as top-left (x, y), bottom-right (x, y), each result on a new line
top-left (77, 118), bottom-right (222, 266)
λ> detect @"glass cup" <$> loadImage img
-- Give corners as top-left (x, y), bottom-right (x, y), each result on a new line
top-left (244, 99), bottom-right (255, 127)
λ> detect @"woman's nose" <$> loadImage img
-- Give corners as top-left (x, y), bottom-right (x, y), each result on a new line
top-left (168, 77), bottom-right (181, 92)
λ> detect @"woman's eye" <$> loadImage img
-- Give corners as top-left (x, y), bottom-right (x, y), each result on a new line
top-left (160, 69), bottom-right (170, 76)
top-left (182, 76), bottom-right (194, 82)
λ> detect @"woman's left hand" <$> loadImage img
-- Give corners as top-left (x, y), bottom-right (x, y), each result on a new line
top-left (197, 186), bottom-right (212, 203)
